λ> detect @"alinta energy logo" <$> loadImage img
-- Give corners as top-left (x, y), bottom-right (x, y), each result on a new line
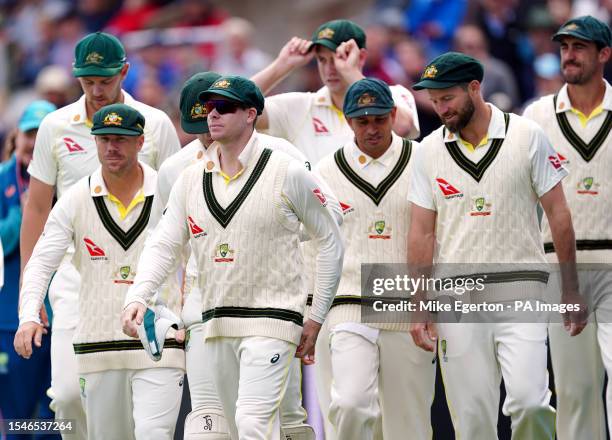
top-left (83, 237), bottom-right (107, 260)
top-left (188, 216), bottom-right (207, 238)
top-left (436, 178), bottom-right (463, 199)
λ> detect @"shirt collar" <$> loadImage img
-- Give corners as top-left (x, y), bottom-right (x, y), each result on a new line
top-left (347, 133), bottom-right (403, 169)
top-left (444, 104), bottom-right (506, 143)
top-left (71, 90), bottom-right (133, 126)
top-left (314, 86), bottom-right (333, 107)
top-left (556, 80), bottom-right (612, 113)
top-left (205, 129), bottom-right (263, 174)
top-left (89, 161), bottom-right (156, 197)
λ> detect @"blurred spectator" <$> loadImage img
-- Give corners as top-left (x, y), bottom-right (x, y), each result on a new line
top-left (105, 0), bottom-right (161, 35)
top-left (526, 6), bottom-right (558, 56)
top-left (522, 53), bottom-right (563, 111)
top-left (0, 100), bottom-right (58, 439)
top-left (404, 0), bottom-right (468, 58)
top-left (547, 0), bottom-right (573, 27)
top-left (572, 0), bottom-right (611, 22)
top-left (454, 24), bottom-right (519, 111)
top-left (210, 17), bottom-right (273, 77)
top-left (394, 37), bottom-right (440, 138)
top-left (470, 0), bottom-right (535, 102)
top-left (35, 65), bottom-right (75, 109)
top-left (123, 40), bottom-right (180, 97)
top-left (47, 9), bottom-right (86, 69)
top-left (363, 25), bottom-right (405, 84)
top-left (76, 0), bottom-right (121, 32)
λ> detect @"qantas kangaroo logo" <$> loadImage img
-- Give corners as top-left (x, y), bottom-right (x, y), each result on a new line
top-left (188, 216), bottom-right (207, 238)
top-left (436, 178), bottom-right (463, 199)
top-left (83, 238), bottom-right (106, 258)
top-left (312, 117), bottom-right (330, 134)
top-left (63, 137), bottom-right (85, 153)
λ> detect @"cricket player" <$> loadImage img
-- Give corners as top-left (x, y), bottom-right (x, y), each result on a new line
top-left (19, 32), bottom-right (180, 439)
top-left (251, 20), bottom-right (421, 437)
top-left (122, 75), bottom-right (344, 440)
top-left (523, 16), bottom-right (612, 439)
top-left (15, 104), bottom-right (185, 440)
top-left (407, 52), bottom-right (586, 439)
top-left (165, 73), bottom-right (340, 439)
top-left (314, 77), bottom-right (435, 439)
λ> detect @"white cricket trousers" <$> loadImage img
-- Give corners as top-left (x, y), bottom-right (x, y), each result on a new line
top-left (80, 367), bottom-right (184, 440)
top-left (47, 261), bottom-right (86, 440)
top-left (438, 318), bottom-right (555, 439)
top-left (206, 336), bottom-right (295, 440)
top-left (328, 330), bottom-right (436, 440)
top-left (186, 324), bottom-right (223, 412)
top-left (548, 269), bottom-right (612, 439)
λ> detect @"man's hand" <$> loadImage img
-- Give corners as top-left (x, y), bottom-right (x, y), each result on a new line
top-left (276, 37), bottom-right (315, 71)
top-left (121, 302), bottom-right (147, 338)
top-left (40, 306), bottom-right (49, 327)
top-left (562, 292), bottom-right (588, 336)
top-left (14, 321), bottom-right (47, 359)
top-left (295, 319), bottom-right (322, 359)
top-left (409, 310), bottom-right (437, 352)
top-left (334, 39), bottom-right (365, 84)
top-left (174, 328), bottom-right (186, 344)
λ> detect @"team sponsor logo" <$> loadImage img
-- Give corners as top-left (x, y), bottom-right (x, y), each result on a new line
top-left (4, 184), bottom-right (16, 198)
top-left (83, 237), bottom-right (107, 260)
top-left (304, 161), bottom-right (311, 171)
top-left (214, 243), bottom-right (235, 263)
top-left (317, 28), bottom-right (335, 39)
top-left (368, 219), bottom-right (391, 239)
top-left (548, 155), bottom-right (563, 170)
top-left (557, 153), bottom-right (569, 165)
top-left (577, 176), bottom-right (600, 195)
top-left (441, 339), bottom-right (448, 362)
top-left (188, 216), bottom-right (207, 238)
top-left (63, 137), bottom-right (86, 153)
top-left (184, 329), bottom-right (191, 351)
top-left (469, 196), bottom-right (492, 216)
top-left (563, 23), bottom-right (579, 31)
top-left (436, 178), bottom-right (463, 199)
top-left (422, 65), bottom-right (437, 79)
top-left (213, 79), bottom-right (230, 89)
top-left (312, 188), bottom-right (327, 206)
top-left (357, 93), bottom-right (376, 106)
top-left (79, 377), bottom-right (86, 398)
top-left (202, 414), bottom-right (213, 431)
top-left (85, 52), bottom-right (103, 64)
top-left (103, 112), bottom-right (123, 126)
top-left (339, 201), bottom-right (354, 214)
top-left (312, 117), bottom-right (330, 135)
top-left (113, 265), bottom-right (135, 284)
top-left (270, 353), bottom-right (280, 364)
top-left (190, 102), bottom-right (207, 119)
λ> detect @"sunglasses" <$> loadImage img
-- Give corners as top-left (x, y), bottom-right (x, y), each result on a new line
top-left (204, 100), bottom-right (245, 115)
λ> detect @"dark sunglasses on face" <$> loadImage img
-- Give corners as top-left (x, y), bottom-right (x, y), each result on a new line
top-left (204, 100), bottom-right (244, 115)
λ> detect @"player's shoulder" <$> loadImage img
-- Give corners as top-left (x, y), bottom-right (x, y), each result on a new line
top-left (419, 125), bottom-right (446, 150)
top-left (509, 111), bottom-right (545, 136)
top-left (258, 132), bottom-right (307, 162)
top-left (522, 94), bottom-right (555, 120)
top-left (314, 147), bottom-right (340, 174)
top-left (160, 139), bottom-right (202, 174)
top-left (40, 100), bottom-right (81, 127)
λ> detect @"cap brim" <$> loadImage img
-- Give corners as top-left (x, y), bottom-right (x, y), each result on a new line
top-left (181, 118), bottom-right (209, 134)
top-left (199, 89), bottom-right (244, 104)
top-left (18, 121), bottom-right (42, 132)
top-left (73, 65), bottom-right (124, 78)
top-left (91, 127), bottom-right (142, 136)
top-left (310, 40), bottom-right (338, 51)
top-left (345, 106), bottom-right (393, 118)
top-left (412, 79), bottom-right (460, 91)
top-left (552, 30), bottom-right (595, 43)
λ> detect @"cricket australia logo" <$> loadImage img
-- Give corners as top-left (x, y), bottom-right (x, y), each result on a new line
top-left (577, 176), bottom-right (600, 195)
top-left (214, 243), bottom-right (235, 263)
top-left (79, 377), bottom-right (86, 397)
top-left (422, 65), bottom-right (437, 79)
top-left (368, 219), bottom-right (391, 239)
top-left (85, 52), bottom-right (104, 64)
top-left (358, 93), bottom-right (376, 106)
top-left (103, 112), bottom-right (123, 126)
top-left (318, 28), bottom-right (335, 40)
top-left (213, 79), bottom-right (230, 89)
top-left (190, 102), bottom-right (207, 119)
top-left (113, 265), bottom-right (135, 284)
top-left (469, 196), bottom-right (492, 216)
top-left (441, 339), bottom-right (448, 362)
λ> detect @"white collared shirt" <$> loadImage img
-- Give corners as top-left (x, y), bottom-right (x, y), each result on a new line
top-left (19, 163), bottom-right (157, 325)
top-left (264, 84), bottom-right (420, 165)
top-left (28, 91), bottom-right (180, 198)
top-left (344, 134), bottom-right (406, 186)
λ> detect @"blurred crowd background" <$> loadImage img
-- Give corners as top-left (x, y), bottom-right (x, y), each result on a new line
top-left (0, 0), bottom-right (610, 158)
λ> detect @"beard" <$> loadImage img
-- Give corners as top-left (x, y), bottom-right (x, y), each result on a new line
top-left (440, 97), bottom-right (475, 133)
top-left (562, 60), bottom-right (597, 85)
